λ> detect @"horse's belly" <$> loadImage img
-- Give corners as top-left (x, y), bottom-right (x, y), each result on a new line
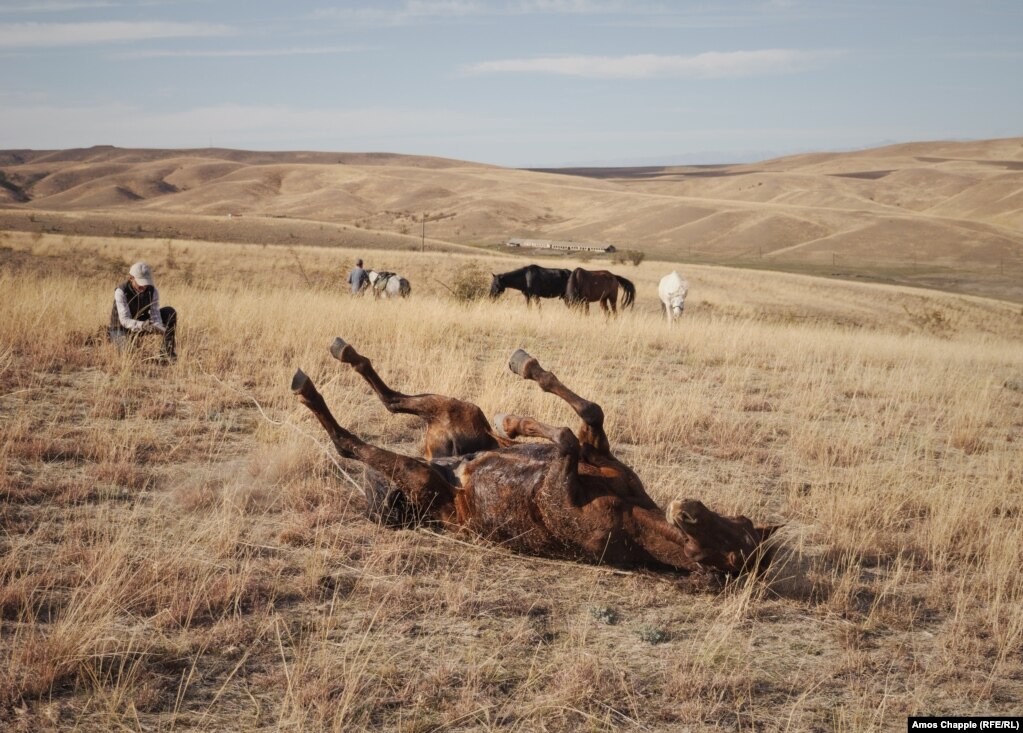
top-left (455, 446), bottom-right (569, 557)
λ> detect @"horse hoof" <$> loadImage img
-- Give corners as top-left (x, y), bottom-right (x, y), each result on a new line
top-left (491, 413), bottom-right (511, 439)
top-left (290, 368), bottom-right (310, 394)
top-left (666, 499), bottom-right (683, 526)
top-left (668, 499), bottom-right (701, 527)
top-left (508, 349), bottom-right (534, 376)
top-left (329, 337), bottom-right (350, 361)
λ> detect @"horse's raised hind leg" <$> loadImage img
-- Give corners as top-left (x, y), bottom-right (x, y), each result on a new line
top-left (507, 349), bottom-right (611, 455)
top-left (291, 369), bottom-right (459, 525)
top-left (331, 338), bottom-right (501, 459)
top-left (331, 337), bottom-right (422, 413)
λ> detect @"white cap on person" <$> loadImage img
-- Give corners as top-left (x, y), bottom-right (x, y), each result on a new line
top-left (129, 262), bottom-right (154, 287)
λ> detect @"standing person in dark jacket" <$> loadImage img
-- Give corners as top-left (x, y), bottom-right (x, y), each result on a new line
top-left (348, 258), bottom-right (369, 295)
top-left (109, 261), bottom-right (177, 361)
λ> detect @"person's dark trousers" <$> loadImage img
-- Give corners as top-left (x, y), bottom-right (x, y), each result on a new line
top-left (161, 306), bottom-right (177, 358)
top-left (107, 306), bottom-right (177, 359)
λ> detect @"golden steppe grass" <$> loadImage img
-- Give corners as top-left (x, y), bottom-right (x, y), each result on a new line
top-left (1, 231), bottom-right (1022, 731)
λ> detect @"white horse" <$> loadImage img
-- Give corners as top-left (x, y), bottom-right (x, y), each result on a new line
top-left (658, 271), bottom-right (688, 322)
top-left (367, 269), bottom-right (411, 299)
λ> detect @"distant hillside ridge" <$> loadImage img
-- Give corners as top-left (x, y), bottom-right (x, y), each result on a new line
top-left (1, 138), bottom-right (1021, 302)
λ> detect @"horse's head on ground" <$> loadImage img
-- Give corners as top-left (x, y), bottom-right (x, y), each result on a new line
top-left (489, 273), bottom-right (505, 298)
top-left (669, 499), bottom-right (780, 576)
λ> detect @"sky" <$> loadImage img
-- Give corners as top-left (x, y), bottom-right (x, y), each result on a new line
top-left (1, 0), bottom-right (1021, 167)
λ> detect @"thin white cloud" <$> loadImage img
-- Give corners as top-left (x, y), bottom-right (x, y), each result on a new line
top-left (312, 0), bottom-right (485, 25)
top-left (113, 45), bottom-right (360, 59)
top-left (0, 1), bottom-right (120, 12)
top-left (510, 0), bottom-right (640, 11)
top-left (946, 50), bottom-right (1023, 59)
top-left (309, 0), bottom-right (820, 30)
top-left (0, 0), bottom-right (206, 11)
top-left (0, 21), bottom-right (234, 48)
top-left (464, 49), bottom-right (841, 79)
top-left (311, 0), bottom-right (664, 25)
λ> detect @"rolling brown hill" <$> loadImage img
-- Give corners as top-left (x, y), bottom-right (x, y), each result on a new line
top-left (1, 139), bottom-right (1021, 300)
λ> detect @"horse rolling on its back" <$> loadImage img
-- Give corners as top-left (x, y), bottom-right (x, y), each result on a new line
top-left (367, 270), bottom-right (411, 299)
top-left (658, 271), bottom-right (689, 322)
top-left (564, 268), bottom-right (635, 315)
top-left (490, 264), bottom-right (571, 306)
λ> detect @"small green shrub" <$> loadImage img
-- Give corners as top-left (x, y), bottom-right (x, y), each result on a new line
top-left (635, 624), bottom-right (669, 644)
top-left (589, 606), bottom-right (619, 625)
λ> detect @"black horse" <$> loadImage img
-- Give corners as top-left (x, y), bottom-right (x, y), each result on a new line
top-left (490, 265), bottom-right (572, 307)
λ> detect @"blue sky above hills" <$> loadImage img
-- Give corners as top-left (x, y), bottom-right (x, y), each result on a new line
top-left (1, 0), bottom-right (1020, 167)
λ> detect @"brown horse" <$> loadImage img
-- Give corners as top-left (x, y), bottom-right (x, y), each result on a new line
top-left (292, 338), bottom-right (778, 577)
top-left (564, 268), bottom-right (636, 315)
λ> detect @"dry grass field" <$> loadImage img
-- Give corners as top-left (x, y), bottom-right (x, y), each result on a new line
top-left (2, 229), bottom-right (1022, 731)
top-left (2, 137), bottom-right (1022, 302)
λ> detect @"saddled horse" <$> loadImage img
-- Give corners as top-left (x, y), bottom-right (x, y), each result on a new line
top-left (564, 268), bottom-right (635, 315)
top-left (367, 269), bottom-right (411, 299)
top-left (658, 271), bottom-right (689, 323)
top-left (490, 264), bottom-right (571, 307)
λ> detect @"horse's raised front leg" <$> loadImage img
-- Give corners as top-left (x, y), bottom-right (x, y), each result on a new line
top-left (619, 505), bottom-right (705, 573)
top-left (491, 413), bottom-right (708, 572)
top-left (507, 349), bottom-right (611, 455)
top-left (331, 338), bottom-right (503, 459)
top-left (291, 368), bottom-right (459, 525)
top-left (512, 439), bottom-right (703, 571)
top-left (492, 413), bottom-right (578, 454)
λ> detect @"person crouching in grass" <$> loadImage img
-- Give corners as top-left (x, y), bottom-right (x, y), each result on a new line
top-left (108, 261), bottom-right (177, 362)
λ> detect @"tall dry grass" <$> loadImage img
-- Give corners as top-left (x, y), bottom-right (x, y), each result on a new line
top-left (1, 231), bottom-right (1021, 730)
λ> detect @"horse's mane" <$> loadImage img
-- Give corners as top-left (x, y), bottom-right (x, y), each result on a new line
top-left (497, 265), bottom-right (535, 278)
top-left (499, 264), bottom-right (570, 277)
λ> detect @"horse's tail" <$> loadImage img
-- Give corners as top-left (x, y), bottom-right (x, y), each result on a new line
top-left (616, 275), bottom-right (636, 308)
top-left (558, 269), bottom-right (572, 298)
top-left (564, 269), bottom-right (580, 304)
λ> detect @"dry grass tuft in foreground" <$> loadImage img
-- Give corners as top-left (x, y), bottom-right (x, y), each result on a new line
top-left (1, 232), bottom-right (1021, 731)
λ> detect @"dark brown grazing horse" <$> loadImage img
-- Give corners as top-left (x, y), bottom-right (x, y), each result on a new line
top-left (489, 264), bottom-right (571, 307)
top-left (564, 268), bottom-right (636, 315)
top-left (292, 338), bottom-right (778, 576)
